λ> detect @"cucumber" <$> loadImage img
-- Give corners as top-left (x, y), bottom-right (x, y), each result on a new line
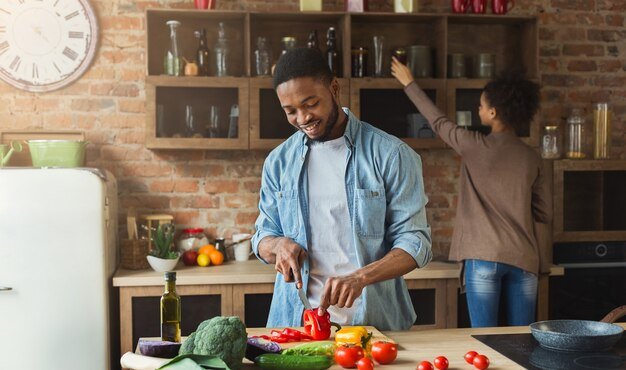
top-left (255, 354), bottom-right (333, 370)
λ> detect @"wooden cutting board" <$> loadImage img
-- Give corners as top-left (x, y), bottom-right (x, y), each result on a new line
top-left (246, 326), bottom-right (394, 349)
top-left (0, 130), bottom-right (85, 166)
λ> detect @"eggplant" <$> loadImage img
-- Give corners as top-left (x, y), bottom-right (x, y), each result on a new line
top-left (245, 337), bottom-right (282, 361)
top-left (138, 339), bottom-right (182, 358)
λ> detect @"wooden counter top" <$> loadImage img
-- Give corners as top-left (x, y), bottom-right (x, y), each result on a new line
top-left (113, 259), bottom-right (564, 287)
top-left (134, 323), bottom-right (625, 370)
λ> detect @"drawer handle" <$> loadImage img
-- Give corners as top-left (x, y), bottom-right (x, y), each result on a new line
top-left (0, 286), bottom-right (13, 291)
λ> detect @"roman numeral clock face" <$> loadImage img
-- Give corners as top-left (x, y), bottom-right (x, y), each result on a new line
top-left (0, 0), bottom-right (98, 92)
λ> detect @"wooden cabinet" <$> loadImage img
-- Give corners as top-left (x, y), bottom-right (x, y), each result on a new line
top-left (144, 10), bottom-right (538, 150)
top-left (553, 160), bottom-right (626, 242)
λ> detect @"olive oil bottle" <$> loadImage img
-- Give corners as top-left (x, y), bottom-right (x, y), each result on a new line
top-left (161, 271), bottom-right (181, 342)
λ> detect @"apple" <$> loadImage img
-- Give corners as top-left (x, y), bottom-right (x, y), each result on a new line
top-left (182, 250), bottom-right (199, 266)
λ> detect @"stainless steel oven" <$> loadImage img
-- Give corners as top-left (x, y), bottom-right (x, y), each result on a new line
top-left (550, 241), bottom-right (626, 322)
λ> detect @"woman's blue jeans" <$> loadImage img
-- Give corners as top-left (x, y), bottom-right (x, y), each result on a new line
top-left (464, 259), bottom-right (538, 327)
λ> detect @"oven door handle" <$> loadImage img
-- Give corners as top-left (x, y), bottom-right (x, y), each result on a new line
top-left (558, 262), bottom-right (626, 269)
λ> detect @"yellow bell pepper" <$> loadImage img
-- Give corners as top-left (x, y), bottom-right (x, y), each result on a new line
top-left (334, 326), bottom-right (373, 353)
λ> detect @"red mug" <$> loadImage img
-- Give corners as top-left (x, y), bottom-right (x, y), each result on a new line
top-left (492, 0), bottom-right (515, 14)
top-left (471, 0), bottom-right (487, 13)
top-left (451, 0), bottom-right (471, 13)
top-left (194, 0), bottom-right (216, 9)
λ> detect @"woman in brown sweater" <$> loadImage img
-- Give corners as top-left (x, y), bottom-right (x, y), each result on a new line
top-left (391, 57), bottom-right (551, 327)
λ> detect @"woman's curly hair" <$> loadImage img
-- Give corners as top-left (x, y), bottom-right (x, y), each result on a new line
top-left (482, 71), bottom-right (541, 134)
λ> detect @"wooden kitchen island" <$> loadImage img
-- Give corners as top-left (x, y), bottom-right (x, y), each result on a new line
top-left (113, 259), bottom-right (563, 355)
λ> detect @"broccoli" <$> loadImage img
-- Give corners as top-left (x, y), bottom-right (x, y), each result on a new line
top-left (179, 316), bottom-right (247, 370)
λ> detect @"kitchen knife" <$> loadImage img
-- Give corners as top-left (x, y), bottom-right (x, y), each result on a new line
top-left (297, 286), bottom-right (313, 310)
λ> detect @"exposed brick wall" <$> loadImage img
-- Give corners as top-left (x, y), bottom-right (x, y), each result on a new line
top-left (0, 0), bottom-right (623, 260)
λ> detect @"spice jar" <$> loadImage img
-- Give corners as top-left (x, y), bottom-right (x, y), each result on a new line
top-left (351, 47), bottom-right (368, 78)
top-left (593, 102), bottom-right (612, 159)
top-left (541, 125), bottom-right (561, 159)
top-left (565, 108), bottom-right (588, 159)
top-left (177, 228), bottom-right (209, 252)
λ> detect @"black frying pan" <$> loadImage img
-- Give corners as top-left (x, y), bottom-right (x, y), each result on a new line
top-left (530, 306), bottom-right (626, 352)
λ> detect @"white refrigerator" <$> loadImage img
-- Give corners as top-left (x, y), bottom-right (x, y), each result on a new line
top-left (0, 168), bottom-right (118, 370)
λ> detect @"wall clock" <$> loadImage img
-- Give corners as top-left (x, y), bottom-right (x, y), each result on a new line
top-left (0, 0), bottom-right (98, 92)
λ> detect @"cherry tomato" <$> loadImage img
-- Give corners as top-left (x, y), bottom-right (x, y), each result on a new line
top-left (433, 356), bottom-right (449, 370)
top-left (464, 350), bottom-right (478, 364)
top-left (417, 361), bottom-right (434, 370)
top-left (356, 357), bottom-right (375, 370)
top-left (473, 354), bottom-right (490, 370)
top-left (334, 344), bottom-right (365, 368)
top-left (371, 341), bottom-right (398, 364)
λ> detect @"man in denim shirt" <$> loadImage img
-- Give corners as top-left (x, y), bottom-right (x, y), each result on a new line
top-left (252, 48), bottom-right (432, 331)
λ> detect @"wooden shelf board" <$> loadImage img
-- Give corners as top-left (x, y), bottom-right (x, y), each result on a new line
top-left (146, 75), bottom-right (248, 87)
top-left (145, 137), bottom-right (248, 150)
top-left (145, 8), bottom-right (247, 20)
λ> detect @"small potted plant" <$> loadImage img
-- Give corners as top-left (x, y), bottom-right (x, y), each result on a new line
top-left (146, 223), bottom-right (180, 272)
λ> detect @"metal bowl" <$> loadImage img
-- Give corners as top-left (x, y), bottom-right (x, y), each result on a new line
top-left (530, 320), bottom-right (624, 352)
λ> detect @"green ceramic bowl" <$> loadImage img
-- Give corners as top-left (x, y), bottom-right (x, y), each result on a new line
top-left (28, 140), bottom-right (87, 167)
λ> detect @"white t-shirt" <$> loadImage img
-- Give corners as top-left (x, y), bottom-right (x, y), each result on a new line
top-left (306, 136), bottom-right (360, 325)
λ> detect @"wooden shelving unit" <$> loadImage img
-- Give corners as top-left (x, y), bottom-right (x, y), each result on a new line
top-left (144, 9), bottom-right (538, 150)
top-left (553, 159), bottom-right (626, 242)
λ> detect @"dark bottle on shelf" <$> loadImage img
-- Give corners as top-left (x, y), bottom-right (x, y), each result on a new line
top-left (325, 27), bottom-right (341, 77)
top-left (195, 28), bottom-right (210, 76)
top-left (307, 30), bottom-right (320, 53)
top-left (160, 271), bottom-right (181, 342)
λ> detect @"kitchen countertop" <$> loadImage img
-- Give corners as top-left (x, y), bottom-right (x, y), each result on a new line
top-left (133, 323), bottom-right (626, 370)
top-left (113, 259), bottom-right (564, 287)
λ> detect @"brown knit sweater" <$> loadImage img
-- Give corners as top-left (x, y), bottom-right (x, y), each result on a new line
top-left (404, 82), bottom-right (552, 275)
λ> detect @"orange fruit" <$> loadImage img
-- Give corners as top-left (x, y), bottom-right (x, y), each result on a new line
top-left (197, 253), bottom-right (210, 267)
top-left (209, 250), bottom-right (224, 266)
top-left (198, 244), bottom-right (216, 255)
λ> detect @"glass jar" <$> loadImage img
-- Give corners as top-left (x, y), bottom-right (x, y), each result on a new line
top-left (281, 36), bottom-right (297, 57)
top-left (541, 126), bottom-right (561, 159)
top-left (254, 36), bottom-right (271, 76)
top-left (351, 47), bottom-right (368, 78)
top-left (593, 102), bottom-right (612, 159)
top-left (565, 108), bottom-right (588, 159)
top-left (177, 228), bottom-right (209, 252)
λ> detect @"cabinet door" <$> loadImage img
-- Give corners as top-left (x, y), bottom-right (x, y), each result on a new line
top-left (405, 279), bottom-right (449, 330)
top-left (233, 284), bottom-right (274, 327)
top-left (120, 285), bottom-right (232, 353)
top-left (350, 78), bottom-right (446, 149)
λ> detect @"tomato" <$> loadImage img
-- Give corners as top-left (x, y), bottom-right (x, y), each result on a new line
top-left (417, 360), bottom-right (433, 370)
top-left (356, 357), bottom-right (374, 370)
top-left (433, 356), bottom-right (449, 370)
top-left (182, 250), bottom-right (198, 266)
top-left (473, 354), bottom-right (490, 370)
top-left (464, 350), bottom-right (478, 364)
top-left (335, 345), bottom-right (365, 368)
top-left (371, 341), bottom-right (398, 364)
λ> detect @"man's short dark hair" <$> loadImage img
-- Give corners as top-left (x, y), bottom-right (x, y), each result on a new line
top-left (273, 47), bottom-right (333, 89)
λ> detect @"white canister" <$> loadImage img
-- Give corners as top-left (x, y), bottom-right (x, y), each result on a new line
top-left (394, 0), bottom-right (418, 13)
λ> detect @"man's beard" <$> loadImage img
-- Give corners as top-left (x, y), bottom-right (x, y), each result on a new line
top-left (311, 99), bottom-right (340, 142)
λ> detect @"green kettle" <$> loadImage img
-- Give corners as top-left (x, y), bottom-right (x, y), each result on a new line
top-left (0, 141), bottom-right (23, 167)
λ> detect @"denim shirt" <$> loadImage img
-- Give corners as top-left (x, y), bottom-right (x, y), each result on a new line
top-left (252, 108), bottom-right (432, 331)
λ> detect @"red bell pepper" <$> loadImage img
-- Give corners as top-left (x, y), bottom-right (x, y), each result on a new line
top-left (302, 307), bottom-right (342, 340)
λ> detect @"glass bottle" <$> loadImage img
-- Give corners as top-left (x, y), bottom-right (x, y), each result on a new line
top-left (195, 28), bottom-right (210, 76)
top-left (307, 30), bottom-right (320, 52)
top-left (161, 272), bottom-right (181, 342)
top-left (565, 108), bottom-right (587, 159)
top-left (593, 102), bottom-right (612, 159)
top-left (164, 20), bottom-right (182, 76)
top-left (254, 36), bottom-right (271, 76)
top-left (541, 125), bottom-right (561, 159)
top-left (214, 22), bottom-right (230, 77)
top-left (351, 47), bottom-right (368, 78)
top-left (325, 27), bottom-right (340, 77)
top-left (281, 36), bottom-right (297, 57)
